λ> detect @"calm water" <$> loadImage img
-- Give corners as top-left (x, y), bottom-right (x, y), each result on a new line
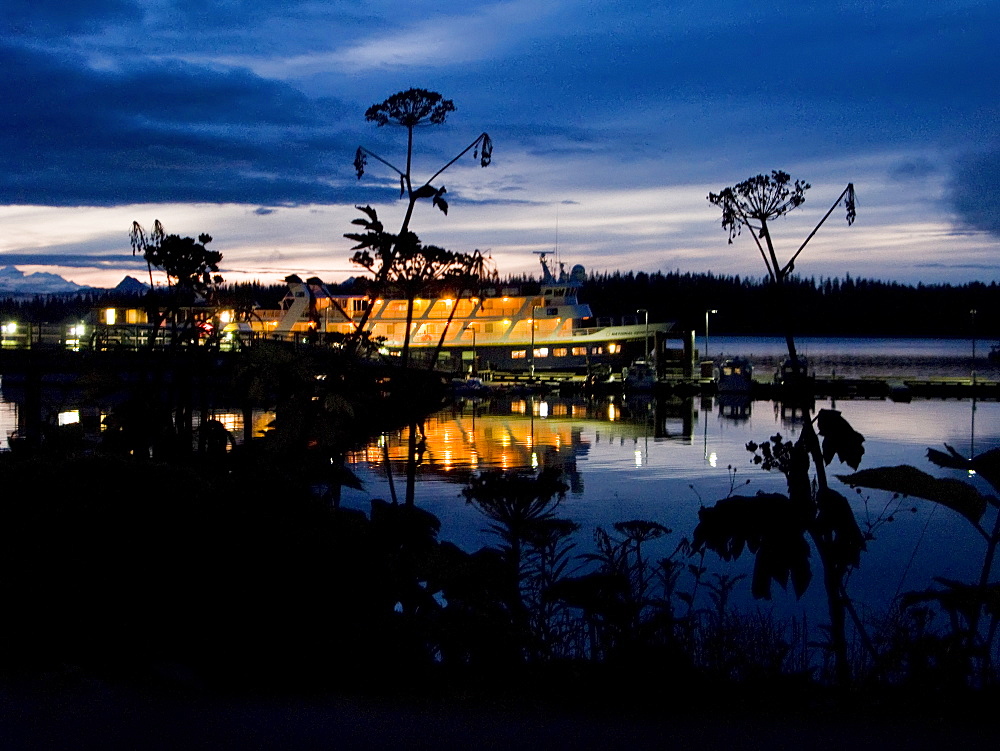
top-left (341, 336), bottom-right (1000, 616)
top-left (2, 337), bottom-right (998, 617)
top-left (707, 335), bottom-right (997, 379)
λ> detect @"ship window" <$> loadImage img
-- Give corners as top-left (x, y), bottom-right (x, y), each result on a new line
top-left (351, 299), bottom-right (367, 312)
top-left (553, 348), bottom-right (568, 357)
top-left (571, 347), bottom-right (587, 356)
top-left (608, 343), bottom-right (620, 354)
top-left (512, 350), bottom-right (526, 359)
top-left (592, 346), bottom-right (604, 355)
top-left (533, 348), bottom-right (549, 358)
top-left (484, 323), bottom-right (495, 334)
top-left (385, 324), bottom-right (395, 335)
top-left (461, 351), bottom-right (474, 361)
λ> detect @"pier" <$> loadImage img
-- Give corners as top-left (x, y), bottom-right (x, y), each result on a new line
top-left (469, 368), bottom-right (1000, 400)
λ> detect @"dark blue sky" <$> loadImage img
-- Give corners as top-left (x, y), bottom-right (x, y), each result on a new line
top-left (2, 0), bottom-right (998, 286)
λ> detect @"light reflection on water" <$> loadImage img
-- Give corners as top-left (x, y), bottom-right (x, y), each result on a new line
top-left (343, 394), bottom-right (999, 616)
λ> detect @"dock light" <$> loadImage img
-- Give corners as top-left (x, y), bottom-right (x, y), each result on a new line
top-left (219, 310), bottom-right (233, 324)
top-left (636, 309), bottom-right (649, 361)
top-left (2, 322), bottom-right (17, 336)
top-left (705, 309), bottom-right (718, 359)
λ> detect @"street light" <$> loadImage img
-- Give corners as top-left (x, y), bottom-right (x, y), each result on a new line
top-left (636, 309), bottom-right (649, 362)
top-left (704, 309), bottom-right (718, 361)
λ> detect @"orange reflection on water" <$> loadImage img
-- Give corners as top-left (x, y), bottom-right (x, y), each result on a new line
top-left (359, 406), bottom-right (587, 475)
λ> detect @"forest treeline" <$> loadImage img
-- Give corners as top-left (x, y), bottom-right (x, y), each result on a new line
top-left (578, 271), bottom-right (999, 338)
top-left (1, 271), bottom-right (996, 339)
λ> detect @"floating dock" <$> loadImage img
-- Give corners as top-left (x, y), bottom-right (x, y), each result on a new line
top-left (472, 369), bottom-right (999, 400)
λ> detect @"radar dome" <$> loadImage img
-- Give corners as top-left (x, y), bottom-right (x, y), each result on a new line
top-left (570, 264), bottom-right (586, 283)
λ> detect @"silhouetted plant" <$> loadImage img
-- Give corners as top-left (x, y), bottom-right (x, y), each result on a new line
top-left (346, 205), bottom-right (493, 367)
top-left (702, 174), bottom-right (864, 685)
top-left (349, 88), bottom-right (493, 365)
top-left (463, 467), bottom-right (570, 659)
top-left (548, 520), bottom-right (687, 664)
top-left (838, 445), bottom-right (1000, 686)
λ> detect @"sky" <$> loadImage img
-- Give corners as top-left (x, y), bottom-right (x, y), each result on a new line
top-left (2, 0), bottom-right (999, 289)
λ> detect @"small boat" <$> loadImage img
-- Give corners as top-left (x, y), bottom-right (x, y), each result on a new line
top-left (717, 357), bottom-right (753, 393)
top-left (623, 359), bottom-right (657, 392)
top-left (449, 376), bottom-right (491, 396)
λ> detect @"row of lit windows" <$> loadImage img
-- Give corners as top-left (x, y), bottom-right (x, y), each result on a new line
top-left (510, 344), bottom-right (618, 359)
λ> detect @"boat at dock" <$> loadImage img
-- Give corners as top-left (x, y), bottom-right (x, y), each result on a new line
top-left (717, 357), bottom-right (754, 393)
top-left (255, 253), bottom-right (681, 373)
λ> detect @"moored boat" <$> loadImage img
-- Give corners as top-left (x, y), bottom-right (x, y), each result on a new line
top-left (717, 356), bottom-right (754, 393)
top-left (253, 254), bottom-right (681, 372)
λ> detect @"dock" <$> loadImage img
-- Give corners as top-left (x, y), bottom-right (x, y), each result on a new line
top-left (469, 369), bottom-right (1000, 400)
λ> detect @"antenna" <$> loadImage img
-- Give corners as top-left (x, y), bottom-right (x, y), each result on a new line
top-left (532, 250), bottom-right (554, 283)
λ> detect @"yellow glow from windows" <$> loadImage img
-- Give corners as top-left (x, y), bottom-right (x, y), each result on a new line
top-left (58, 410), bottom-right (80, 426)
top-left (104, 309), bottom-right (116, 325)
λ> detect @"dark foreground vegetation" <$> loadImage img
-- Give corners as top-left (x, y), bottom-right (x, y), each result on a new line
top-left (2, 354), bottom-right (1000, 717)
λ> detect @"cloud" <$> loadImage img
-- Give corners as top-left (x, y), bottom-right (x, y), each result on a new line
top-left (0, 43), bottom-right (364, 207)
top-left (0, 252), bottom-right (149, 270)
top-left (1, 0), bottom-right (140, 36)
top-left (889, 158), bottom-right (938, 182)
top-left (950, 149), bottom-right (1000, 237)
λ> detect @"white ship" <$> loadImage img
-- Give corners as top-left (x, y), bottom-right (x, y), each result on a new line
top-left (257, 254), bottom-right (678, 372)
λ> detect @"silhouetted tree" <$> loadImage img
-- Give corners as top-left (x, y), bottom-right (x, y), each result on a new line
top-left (129, 220), bottom-right (224, 347)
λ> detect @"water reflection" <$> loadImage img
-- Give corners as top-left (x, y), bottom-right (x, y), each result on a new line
top-left (337, 394), bottom-right (999, 622)
top-left (348, 395), bottom-right (698, 494)
top-left (2, 372), bottom-right (996, 616)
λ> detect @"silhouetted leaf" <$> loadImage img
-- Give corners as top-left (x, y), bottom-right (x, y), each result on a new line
top-left (816, 409), bottom-right (865, 469)
top-left (432, 186), bottom-right (448, 215)
top-left (412, 184), bottom-right (437, 200)
top-left (837, 466), bottom-right (989, 525)
top-left (692, 493), bottom-right (812, 600)
top-left (928, 445), bottom-right (1000, 496)
top-left (902, 578), bottom-right (1000, 620)
top-left (814, 488), bottom-right (865, 569)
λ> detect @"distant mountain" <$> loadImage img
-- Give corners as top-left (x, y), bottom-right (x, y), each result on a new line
top-left (113, 276), bottom-right (149, 294)
top-left (0, 266), bottom-right (146, 296)
top-left (0, 266), bottom-right (84, 295)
